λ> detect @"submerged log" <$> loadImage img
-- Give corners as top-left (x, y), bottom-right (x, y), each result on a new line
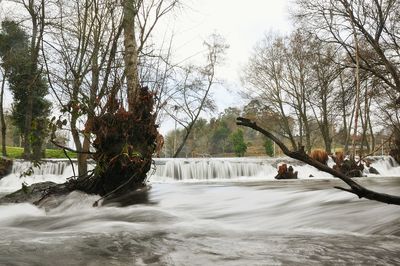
top-left (0, 181), bottom-right (69, 206)
top-left (336, 159), bottom-right (364, 178)
top-left (275, 164), bottom-right (298, 179)
top-left (0, 157), bottom-right (12, 179)
top-left (236, 117), bottom-right (400, 205)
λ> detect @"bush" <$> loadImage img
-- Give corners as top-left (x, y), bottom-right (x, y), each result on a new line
top-left (229, 129), bottom-right (247, 157)
top-left (263, 138), bottom-right (274, 157)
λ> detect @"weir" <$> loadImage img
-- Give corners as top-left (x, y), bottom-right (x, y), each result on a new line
top-left (0, 156), bottom-right (399, 191)
top-left (151, 156), bottom-right (400, 181)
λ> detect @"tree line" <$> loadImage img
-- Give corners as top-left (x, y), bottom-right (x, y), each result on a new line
top-left (241, 0), bottom-right (400, 161)
top-left (0, 0), bottom-right (399, 166)
top-left (163, 102), bottom-right (391, 158)
top-left (161, 0), bottom-right (400, 160)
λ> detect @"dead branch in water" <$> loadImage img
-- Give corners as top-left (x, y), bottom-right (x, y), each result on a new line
top-left (236, 117), bottom-right (400, 205)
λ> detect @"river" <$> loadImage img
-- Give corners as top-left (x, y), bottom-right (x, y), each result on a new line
top-left (0, 157), bottom-right (399, 265)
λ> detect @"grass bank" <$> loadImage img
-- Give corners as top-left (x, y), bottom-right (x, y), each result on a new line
top-left (5, 146), bottom-right (77, 159)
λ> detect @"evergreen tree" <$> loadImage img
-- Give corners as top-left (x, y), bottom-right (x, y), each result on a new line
top-left (263, 138), bottom-right (274, 157)
top-left (0, 20), bottom-right (51, 160)
top-left (210, 121), bottom-right (231, 154)
top-left (229, 129), bottom-right (247, 157)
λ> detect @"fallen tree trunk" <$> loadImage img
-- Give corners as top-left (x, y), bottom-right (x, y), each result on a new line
top-left (236, 117), bottom-right (400, 205)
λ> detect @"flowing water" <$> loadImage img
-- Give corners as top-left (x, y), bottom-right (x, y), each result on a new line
top-left (0, 157), bottom-right (400, 265)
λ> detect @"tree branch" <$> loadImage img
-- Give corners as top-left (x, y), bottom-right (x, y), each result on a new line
top-left (50, 140), bottom-right (95, 155)
top-left (236, 117), bottom-right (400, 205)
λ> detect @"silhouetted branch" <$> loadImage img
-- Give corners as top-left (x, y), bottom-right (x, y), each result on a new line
top-left (237, 117), bottom-right (400, 205)
top-left (50, 140), bottom-right (95, 155)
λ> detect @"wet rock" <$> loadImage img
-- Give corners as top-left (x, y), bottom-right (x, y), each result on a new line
top-left (0, 181), bottom-right (69, 207)
top-left (368, 166), bottom-right (380, 175)
top-left (0, 157), bottom-right (13, 180)
top-left (333, 159), bottom-right (365, 178)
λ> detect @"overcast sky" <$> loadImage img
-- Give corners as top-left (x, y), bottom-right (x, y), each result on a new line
top-left (159, 0), bottom-right (293, 133)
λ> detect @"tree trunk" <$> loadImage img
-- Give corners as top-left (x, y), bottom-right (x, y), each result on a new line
top-left (22, 94), bottom-right (33, 160)
top-left (0, 71), bottom-right (7, 156)
top-left (70, 0), bottom-right (158, 201)
top-left (350, 4), bottom-right (361, 157)
top-left (174, 126), bottom-right (191, 158)
top-left (123, 0), bottom-right (140, 111)
top-left (339, 72), bottom-right (350, 154)
top-left (390, 126), bottom-right (400, 164)
top-left (70, 107), bottom-right (88, 177)
top-left (23, 0), bottom-right (46, 161)
top-left (278, 103), bottom-right (297, 150)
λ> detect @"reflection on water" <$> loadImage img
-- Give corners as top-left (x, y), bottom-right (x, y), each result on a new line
top-left (1, 178), bottom-right (400, 265)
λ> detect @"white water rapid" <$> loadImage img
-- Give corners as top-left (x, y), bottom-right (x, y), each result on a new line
top-left (0, 156), bottom-right (400, 265)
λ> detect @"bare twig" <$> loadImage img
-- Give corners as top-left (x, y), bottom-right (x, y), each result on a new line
top-left (359, 132), bottom-right (393, 162)
top-left (50, 140), bottom-right (95, 155)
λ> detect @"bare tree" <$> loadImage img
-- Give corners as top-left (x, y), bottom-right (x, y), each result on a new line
top-left (243, 34), bottom-right (298, 149)
top-left (44, 0), bottom-right (179, 176)
top-left (281, 31), bottom-right (315, 152)
top-left (295, 0), bottom-right (400, 106)
top-left (167, 33), bottom-right (228, 157)
top-left (306, 38), bottom-right (340, 154)
top-left (43, 0), bottom-right (124, 176)
top-left (335, 67), bottom-right (356, 154)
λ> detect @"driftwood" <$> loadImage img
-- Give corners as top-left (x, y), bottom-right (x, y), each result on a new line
top-left (275, 164), bottom-right (298, 179)
top-left (236, 117), bottom-right (400, 205)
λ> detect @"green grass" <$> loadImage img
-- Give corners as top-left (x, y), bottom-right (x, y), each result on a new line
top-left (45, 149), bottom-right (77, 159)
top-left (5, 146), bottom-right (77, 159)
top-left (5, 146), bottom-right (24, 158)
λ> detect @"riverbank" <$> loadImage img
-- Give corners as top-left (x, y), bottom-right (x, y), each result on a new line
top-left (3, 146), bottom-right (76, 159)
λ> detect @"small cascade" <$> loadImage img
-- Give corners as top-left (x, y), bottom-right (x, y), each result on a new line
top-left (0, 156), bottom-right (399, 191)
top-left (0, 160), bottom-right (78, 192)
top-left (151, 158), bottom-right (292, 181)
top-left (150, 156), bottom-right (400, 181)
top-left (152, 158), bottom-right (274, 180)
top-left (12, 160), bottom-right (70, 176)
top-left (364, 156), bottom-right (400, 176)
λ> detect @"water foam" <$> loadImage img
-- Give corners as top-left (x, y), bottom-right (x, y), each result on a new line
top-left (0, 156), bottom-right (399, 191)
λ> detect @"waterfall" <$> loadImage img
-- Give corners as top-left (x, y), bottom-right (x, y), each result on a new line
top-left (151, 158), bottom-right (277, 180)
top-left (149, 156), bottom-right (400, 181)
top-left (11, 160), bottom-right (71, 176)
top-left (0, 156), bottom-right (399, 191)
top-left (0, 160), bottom-right (77, 192)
